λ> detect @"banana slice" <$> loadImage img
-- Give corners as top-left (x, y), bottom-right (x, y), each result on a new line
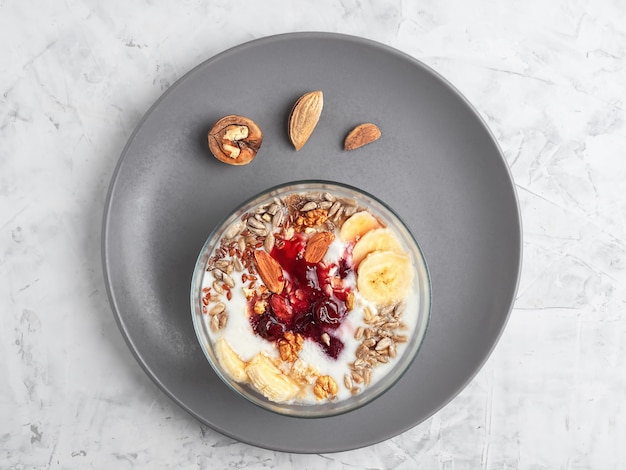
top-left (339, 211), bottom-right (381, 241)
top-left (215, 338), bottom-right (248, 383)
top-left (245, 353), bottom-right (301, 403)
top-left (352, 227), bottom-right (405, 266)
top-left (357, 251), bottom-right (414, 305)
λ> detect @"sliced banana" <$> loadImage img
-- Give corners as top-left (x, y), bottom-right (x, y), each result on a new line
top-left (215, 338), bottom-right (248, 383)
top-left (357, 251), bottom-right (414, 305)
top-left (245, 352), bottom-right (301, 403)
top-left (339, 211), bottom-right (382, 241)
top-left (352, 227), bottom-right (404, 266)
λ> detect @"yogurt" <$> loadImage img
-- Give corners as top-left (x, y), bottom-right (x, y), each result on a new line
top-left (198, 189), bottom-right (421, 404)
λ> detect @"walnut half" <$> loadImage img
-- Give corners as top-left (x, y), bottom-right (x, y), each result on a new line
top-left (314, 375), bottom-right (339, 400)
top-left (278, 332), bottom-right (304, 362)
top-left (208, 115), bottom-right (263, 165)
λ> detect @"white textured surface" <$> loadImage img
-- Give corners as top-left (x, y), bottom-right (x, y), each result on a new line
top-left (1, 0), bottom-right (625, 468)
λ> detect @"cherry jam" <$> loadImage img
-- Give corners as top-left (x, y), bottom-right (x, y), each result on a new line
top-left (249, 234), bottom-right (352, 359)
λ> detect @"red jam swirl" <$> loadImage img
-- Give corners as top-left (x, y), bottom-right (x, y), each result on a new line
top-left (249, 233), bottom-right (353, 359)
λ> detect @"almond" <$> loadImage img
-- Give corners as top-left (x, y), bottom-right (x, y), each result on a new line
top-left (253, 250), bottom-right (285, 294)
top-left (288, 91), bottom-right (323, 151)
top-left (344, 123), bottom-right (381, 151)
top-left (304, 231), bottom-right (335, 264)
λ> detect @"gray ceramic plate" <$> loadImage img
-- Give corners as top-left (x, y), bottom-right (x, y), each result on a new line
top-left (102, 32), bottom-right (521, 453)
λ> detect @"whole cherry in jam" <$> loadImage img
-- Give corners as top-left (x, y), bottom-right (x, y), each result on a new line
top-left (314, 299), bottom-right (341, 327)
top-left (251, 312), bottom-right (285, 342)
top-left (269, 294), bottom-right (293, 322)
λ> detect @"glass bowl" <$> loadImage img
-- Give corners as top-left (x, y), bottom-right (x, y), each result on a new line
top-left (190, 180), bottom-right (431, 418)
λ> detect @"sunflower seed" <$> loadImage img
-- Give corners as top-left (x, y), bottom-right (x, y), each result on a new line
top-left (343, 205), bottom-right (357, 217)
top-left (376, 354), bottom-right (390, 363)
top-left (267, 203), bottom-right (280, 215)
top-left (362, 368), bottom-right (372, 385)
top-left (233, 257), bottom-right (244, 272)
top-left (212, 280), bottom-right (224, 294)
top-left (356, 343), bottom-right (369, 359)
top-left (272, 210), bottom-right (284, 227)
top-left (300, 201), bottom-right (318, 212)
top-left (210, 315), bottom-right (220, 332)
top-left (222, 273), bottom-right (235, 288)
top-left (332, 205), bottom-right (344, 222)
top-left (344, 374), bottom-right (353, 390)
top-left (353, 358), bottom-right (368, 369)
top-left (214, 259), bottom-right (231, 270)
top-left (248, 226), bottom-right (268, 237)
top-left (394, 334), bottom-right (408, 343)
top-left (394, 302), bottom-right (406, 317)
top-left (363, 306), bottom-right (375, 323)
top-left (247, 217), bottom-right (266, 230)
top-left (362, 338), bottom-right (376, 348)
top-left (375, 337), bottom-right (393, 351)
top-left (354, 326), bottom-right (364, 341)
top-left (264, 232), bottom-right (275, 253)
top-left (366, 357), bottom-right (378, 367)
top-left (380, 305), bottom-right (394, 317)
top-left (327, 201), bottom-right (342, 218)
top-left (254, 203), bottom-right (270, 214)
top-left (306, 192), bottom-right (324, 201)
top-left (223, 221), bottom-right (244, 240)
top-left (218, 312), bottom-right (228, 329)
top-left (209, 302), bottom-right (225, 316)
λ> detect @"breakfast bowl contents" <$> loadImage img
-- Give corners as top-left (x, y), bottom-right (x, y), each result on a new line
top-left (191, 181), bottom-right (430, 417)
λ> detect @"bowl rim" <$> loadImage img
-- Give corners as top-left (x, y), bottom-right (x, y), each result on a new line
top-left (190, 179), bottom-right (432, 418)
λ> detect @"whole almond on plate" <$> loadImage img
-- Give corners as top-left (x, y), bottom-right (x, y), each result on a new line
top-left (304, 231), bottom-right (335, 264)
top-left (253, 250), bottom-right (285, 293)
top-left (288, 91), bottom-right (323, 151)
top-left (344, 123), bottom-right (381, 151)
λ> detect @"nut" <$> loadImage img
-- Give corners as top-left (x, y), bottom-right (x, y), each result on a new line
top-left (303, 231), bottom-right (335, 264)
top-left (344, 123), bottom-right (381, 151)
top-left (288, 91), bottom-right (323, 151)
top-left (294, 208), bottom-right (328, 231)
top-left (252, 250), bottom-right (285, 294)
top-left (208, 115), bottom-right (263, 165)
top-left (313, 375), bottom-right (338, 400)
top-left (253, 299), bottom-right (267, 314)
top-left (345, 291), bottom-right (355, 311)
top-left (278, 332), bottom-right (304, 362)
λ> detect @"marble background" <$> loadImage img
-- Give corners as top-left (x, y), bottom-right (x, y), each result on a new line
top-left (2, 0), bottom-right (625, 468)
